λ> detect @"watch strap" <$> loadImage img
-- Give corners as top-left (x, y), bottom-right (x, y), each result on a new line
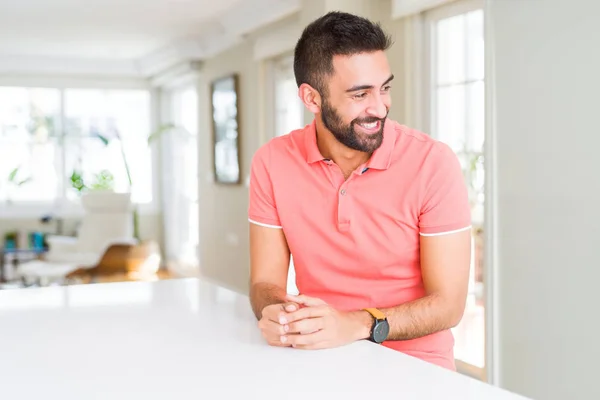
top-left (364, 307), bottom-right (386, 321)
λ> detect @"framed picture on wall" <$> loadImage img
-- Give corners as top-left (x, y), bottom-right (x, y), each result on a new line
top-left (210, 73), bottom-right (241, 184)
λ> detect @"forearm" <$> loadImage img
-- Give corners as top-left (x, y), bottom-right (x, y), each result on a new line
top-left (249, 282), bottom-right (288, 320)
top-left (353, 294), bottom-right (463, 341)
top-left (382, 293), bottom-right (463, 340)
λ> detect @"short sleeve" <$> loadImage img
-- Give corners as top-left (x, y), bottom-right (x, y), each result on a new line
top-left (419, 142), bottom-right (472, 236)
top-left (248, 144), bottom-right (282, 228)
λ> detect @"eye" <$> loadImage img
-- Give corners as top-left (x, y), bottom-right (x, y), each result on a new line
top-left (381, 85), bottom-right (392, 93)
top-left (353, 92), bottom-right (367, 100)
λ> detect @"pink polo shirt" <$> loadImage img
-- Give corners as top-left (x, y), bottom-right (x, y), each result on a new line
top-left (248, 118), bottom-right (471, 370)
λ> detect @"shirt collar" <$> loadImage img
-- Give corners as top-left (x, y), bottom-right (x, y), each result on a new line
top-left (365, 118), bottom-right (397, 170)
top-left (304, 120), bottom-right (325, 164)
top-left (303, 118), bottom-right (397, 170)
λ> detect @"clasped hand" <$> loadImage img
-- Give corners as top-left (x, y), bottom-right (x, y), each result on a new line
top-left (257, 294), bottom-right (368, 350)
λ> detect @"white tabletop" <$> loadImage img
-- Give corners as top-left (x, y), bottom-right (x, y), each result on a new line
top-left (0, 278), bottom-right (529, 400)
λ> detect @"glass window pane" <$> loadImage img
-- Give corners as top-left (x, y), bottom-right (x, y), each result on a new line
top-left (185, 200), bottom-right (199, 258)
top-left (273, 55), bottom-right (300, 296)
top-left (175, 88), bottom-right (198, 203)
top-left (0, 87), bottom-right (61, 202)
top-left (63, 89), bottom-right (152, 203)
top-left (274, 56), bottom-right (304, 137)
top-left (431, 5), bottom-right (486, 375)
top-left (466, 80), bottom-right (485, 152)
top-left (467, 10), bottom-right (485, 81)
top-left (436, 14), bottom-right (466, 86)
top-left (179, 88), bottom-right (198, 137)
top-left (275, 78), bottom-right (304, 136)
top-left (452, 293), bottom-right (486, 368)
top-left (63, 136), bottom-right (126, 199)
top-left (435, 84), bottom-right (466, 152)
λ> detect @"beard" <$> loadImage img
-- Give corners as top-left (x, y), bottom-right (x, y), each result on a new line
top-left (320, 98), bottom-right (387, 153)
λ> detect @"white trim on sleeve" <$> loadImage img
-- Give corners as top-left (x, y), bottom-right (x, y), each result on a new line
top-left (248, 218), bottom-right (283, 229)
top-left (419, 225), bottom-right (472, 237)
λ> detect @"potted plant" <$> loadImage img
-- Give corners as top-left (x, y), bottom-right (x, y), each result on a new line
top-left (94, 122), bottom-right (186, 239)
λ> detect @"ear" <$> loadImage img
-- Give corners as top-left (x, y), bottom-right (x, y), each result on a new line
top-left (298, 83), bottom-right (321, 114)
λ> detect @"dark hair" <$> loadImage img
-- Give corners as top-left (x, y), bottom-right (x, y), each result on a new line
top-left (293, 11), bottom-right (392, 96)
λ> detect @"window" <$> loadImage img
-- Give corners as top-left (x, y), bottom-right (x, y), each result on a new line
top-left (0, 87), bottom-right (61, 203)
top-left (0, 86), bottom-right (153, 211)
top-left (63, 89), bottom-right (152, 204)
top-left (424, 0), bottom-right (486, 376)
top-left (270, 53), bottom-right (304, 294)
top-left (161, 86), bottom-right (200, 271)
top-left (273, 55), bottom-right (304, 137)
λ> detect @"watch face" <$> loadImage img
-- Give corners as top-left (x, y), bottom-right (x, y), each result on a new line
top-left (373, 320), bottom-right (390, 343)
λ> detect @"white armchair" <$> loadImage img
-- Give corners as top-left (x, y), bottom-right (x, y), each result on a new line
top-left (18, 191), bottom-right (137, 285)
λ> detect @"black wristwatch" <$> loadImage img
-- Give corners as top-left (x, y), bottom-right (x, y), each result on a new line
top-left (364, 308), bottom-right (390, 344)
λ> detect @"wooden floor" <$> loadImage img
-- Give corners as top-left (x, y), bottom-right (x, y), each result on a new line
top-left (76, 268), bottom-right (177, 285)
top-left (0, 268), bottom-right (179, 291)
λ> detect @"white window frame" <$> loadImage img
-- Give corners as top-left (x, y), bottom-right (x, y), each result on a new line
top-left (157, 81), bottom-right (201, 276)
top-left (392, 0), bottom-right (459, 19)
top-left (0, 78), bottom-right (159, 219)
top-left (263, 52), bottom-right (301, 294)
top-left (418, 0), bottom-right (493, 382)
top-left (421, 0), bottom-right (484, 134)
top-left (264, 52), bottom-right (305, 140)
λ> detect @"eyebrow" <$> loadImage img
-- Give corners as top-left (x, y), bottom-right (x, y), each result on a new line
top-left (345, 74), bottom-right (395, 93)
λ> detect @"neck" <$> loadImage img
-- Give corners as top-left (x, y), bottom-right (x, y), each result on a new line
top-left (315, 118), bottom-right (371, 174)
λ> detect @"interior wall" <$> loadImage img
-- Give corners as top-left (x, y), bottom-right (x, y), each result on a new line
top-left (197, 39), bottom-right (260, 293)
top-left (489, 0), bottom-right (600, 399)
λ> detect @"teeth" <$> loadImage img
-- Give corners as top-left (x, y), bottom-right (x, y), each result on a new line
top-left (360, 122), bottom-right (377, 129)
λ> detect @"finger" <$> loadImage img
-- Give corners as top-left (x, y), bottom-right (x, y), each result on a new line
top-left (275, 302), bottom-right (300, 324)
top-left (286, 294), bottom-right (327, 307)
top-left (284, 329), bottom-right (327, 347)
top-left (286, 317), bottom-right (324, 334)
top-left (265, 334), bottom-right (292, 347)
top-left (258, 320), bottom-right (293, 347)
top-left (263, 302), bottom-right (299, 323)
top-left (281, 305), bottom-right (328, 324)
top-left (258, 318), bottom-right (289, 336)
top-left (283, 302), bottom-right (299, 312)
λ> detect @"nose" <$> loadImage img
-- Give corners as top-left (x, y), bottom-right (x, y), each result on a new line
top-left (366, 93), bottom-right (388, 119)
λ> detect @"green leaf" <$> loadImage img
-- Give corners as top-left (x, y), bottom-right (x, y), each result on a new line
top-left (96, 134), bottom-right (110, 146)
top-left (70, 170), bottom-right (86, 192)
top-left (90, 169), bottom-right (115, 191)
top-left (8, 167), bottom-right (19, 182)
top-left (148, 123), bottom-right (177, 144)
top-left (17, 177), bottom-right (33, 186)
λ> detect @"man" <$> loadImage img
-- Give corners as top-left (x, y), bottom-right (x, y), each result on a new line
top-left (248, 11), bottom-right (472, 371)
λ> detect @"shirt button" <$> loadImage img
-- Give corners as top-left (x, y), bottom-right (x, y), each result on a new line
top-left (340, 189), bottom-right (346, 196)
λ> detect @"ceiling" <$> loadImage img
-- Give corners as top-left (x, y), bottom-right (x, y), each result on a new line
top-left (0, 0), bottom-right (300, 77)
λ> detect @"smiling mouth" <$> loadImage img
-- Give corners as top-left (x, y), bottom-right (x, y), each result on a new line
top-left (356, 120), bottom-right (381, 133)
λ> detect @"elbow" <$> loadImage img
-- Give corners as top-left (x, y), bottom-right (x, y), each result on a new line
top-left (429, 292), bottom-right (466, 329)
top-left (442, 295), bottom-right (467, 329)
top-left (448, 311), bottom-right (464, 329)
